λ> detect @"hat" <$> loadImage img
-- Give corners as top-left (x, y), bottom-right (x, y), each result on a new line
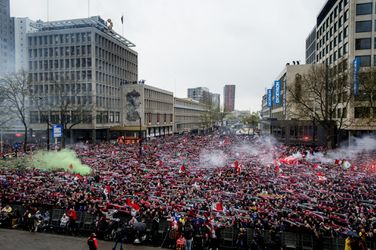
top-left (91, 233), bottom-right (96, 237)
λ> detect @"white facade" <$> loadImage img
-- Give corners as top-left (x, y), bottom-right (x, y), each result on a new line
top-left (14, 18), bottom-right (39, 72)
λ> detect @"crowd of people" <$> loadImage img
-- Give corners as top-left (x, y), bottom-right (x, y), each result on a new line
top-left (0, 134), bottom-right (375, 249)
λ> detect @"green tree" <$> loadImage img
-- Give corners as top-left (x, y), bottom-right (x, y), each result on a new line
top-left (242, 112), bottom-right (260, 134)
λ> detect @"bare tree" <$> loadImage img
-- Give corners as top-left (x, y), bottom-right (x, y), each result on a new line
top-left (0, 71), bottom-right (30, 152)
top-left (287, 63), bottom-right (352, 148)
top-left (350, 68), bottom-right (376, 126)
top-left (30, 78), bottom-right (94, 148)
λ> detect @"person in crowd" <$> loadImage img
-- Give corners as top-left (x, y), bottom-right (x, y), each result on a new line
top-left (87, 232), bottom-right (98, 250)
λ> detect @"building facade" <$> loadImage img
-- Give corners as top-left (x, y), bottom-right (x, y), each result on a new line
top-left (174, 97), bottom-right (208, 134)
top-left (187, 87), bottom-right (211, 105)
top-left (0, 0), bottom-right (14, 75)
top-left (211, 93), bottom-right (220, 111)
top-left (14, 18), bottom-right (40, 72)
top-left (224, 84), bottom-right (235, 112)
top-left (306, 0), bottom-right (376, 135)
top-left (306, 26), bottom-right (317, 64)
top-left (110, 83), bottom-right (174, 139)
top-left (27, 16), bottom-right (138, 142)
top-left (260, 64), bottom-right (330, 145)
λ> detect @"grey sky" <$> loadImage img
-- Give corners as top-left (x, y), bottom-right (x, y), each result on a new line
top-left (11, 0), bottom-right (326, 111)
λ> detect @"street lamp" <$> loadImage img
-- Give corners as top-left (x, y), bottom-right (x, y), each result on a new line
top-left (137, 112), bottom-right (142, 161)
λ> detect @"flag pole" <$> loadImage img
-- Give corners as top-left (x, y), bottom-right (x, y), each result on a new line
top-left (122, 12), bottom-right (124, 36)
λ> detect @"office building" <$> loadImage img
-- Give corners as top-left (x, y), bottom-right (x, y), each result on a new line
top-left (187, 87), bottom-right (212, 105)
top-left (306, 26), bottom-right (317, 64)
top-left (174, 97), bottom-right (209, 134)
top-left (0, 0), bottom-right (14, 74)
top-left (14, 18), bottom-right (40, 72)
top-left (260, 64), bottom-right (329, 145)
top-left (110, 83), bottom-right (174, 138)
top-left (305, 0), bottom-right (376, 136)
top-left (223, 85), bottom-right (235, 112)
top-left (211, 93), bottom-right (220, 111)
top-left (27, 16), bottom-right (138, 142)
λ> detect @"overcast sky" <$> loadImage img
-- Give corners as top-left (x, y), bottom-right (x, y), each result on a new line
top-left (11, 0), bottom-right (326, 111)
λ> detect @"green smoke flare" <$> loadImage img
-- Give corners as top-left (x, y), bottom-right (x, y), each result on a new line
top-left (32, 149), bottom-right (92, 175)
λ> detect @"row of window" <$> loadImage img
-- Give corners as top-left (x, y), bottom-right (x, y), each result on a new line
top-left (28, 45), bottom-right (92, 59)
top-left (28, 32), bottom-right (92, 47)
top-left (29, 70), bottom-right (92, 83)
top-left (145, 113), bottom-right (173, 123)
top-left (356, 2), bottom-right (374, 16)
top-left (30, 83), bottom-right (93, 95)
top-left (29, 58), bottom-right (92, 71)
top-left (30, 95), bottom-right (93, 107)
top-left (94, 34), bottom-right (135, 60)
top-left (318, 42), bottom-right (348, 64)
top-left (96, 96), bottom-right (121, 109)
top-left (96, 111), bottom-right (121, 124)
top-left (317, 0), bottom-right (349, 38)
top-left (30, 110), bottom-right (121, 124)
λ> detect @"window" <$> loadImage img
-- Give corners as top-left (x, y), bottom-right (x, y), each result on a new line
top-left (344, 26), bottom-right (348, 38)
top-left (30, 111), bottom-right (39, 124)
top-left (354, 107), bottom-right (370, 118)
top-left (343, 43), bottom-right (348, 54)
top-left (358, 55), bottom-right (371, 67)
top-left (356, 3), bottom-right (372, 15)
top-left (356, 20), bottom-right (372, 32)
top-left (356, 38), bottom-right (371, 50)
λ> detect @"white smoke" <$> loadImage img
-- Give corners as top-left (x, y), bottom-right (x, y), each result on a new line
top-left (199, 149), bottom-right (228, 169)
top-left (232, 135), bottom-right (282, 164)
top-left (306, 136), bottom-right (376, 164)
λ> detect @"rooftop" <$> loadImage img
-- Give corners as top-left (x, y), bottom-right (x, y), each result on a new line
top-left (31, 16), bottom-right (135, 47)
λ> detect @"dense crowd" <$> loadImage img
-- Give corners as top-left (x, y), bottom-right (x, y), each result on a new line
top-left (0, 134), bottom-right (375, 249)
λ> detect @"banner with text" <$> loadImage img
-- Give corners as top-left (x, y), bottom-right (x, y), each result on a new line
top-left (353, 57), bottom-right (360, 96)
top-left (274, 80), bottom-right (281, 105)
top-left (267, 89), bottom-right (272, 107)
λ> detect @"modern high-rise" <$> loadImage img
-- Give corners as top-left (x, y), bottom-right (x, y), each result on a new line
top-left (27, 16), bottom-right (138, 141)
top-left (223, 85), bottom-right (235, 112)
top-left (305, 0), bottom-right (376, 135)
top-left (305, 26), bottom-right (317, 64)
top-left (211, 93), bottom-right (220, 111)
top-left (187, 87), bottom-right (211, 106)
top-left (14, 18), bottom-right (40, 72)
top-left (0, 0), bottom-right (15, 74)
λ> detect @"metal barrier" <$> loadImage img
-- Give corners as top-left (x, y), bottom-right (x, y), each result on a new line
top-left (4, 204), bottom-right (376, 250)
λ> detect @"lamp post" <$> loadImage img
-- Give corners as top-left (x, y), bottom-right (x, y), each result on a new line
top-left (137, 113), bottom-right (142, 161)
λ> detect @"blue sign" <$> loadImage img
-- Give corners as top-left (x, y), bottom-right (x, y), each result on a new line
top-left (274, 80), bottom-right (281, 105)
top-left (267, 89), bottom-right (272, 107)
top-left (353, 57), bottom-right (360, 96)
top-left (52, 124), bottom-right (63, 138)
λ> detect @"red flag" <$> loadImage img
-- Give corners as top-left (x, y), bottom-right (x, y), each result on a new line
top-left (126, 198), bottom-right (141, 211)
top-left (211, 202), bottom-right (223, 212)
top-left (156, 160), bottom-right (163, 167)
top-left (180, 165), bottom-right (186, 173)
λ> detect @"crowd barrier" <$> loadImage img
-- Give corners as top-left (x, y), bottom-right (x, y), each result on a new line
top-left (2, 204), bottom-right (375, 250)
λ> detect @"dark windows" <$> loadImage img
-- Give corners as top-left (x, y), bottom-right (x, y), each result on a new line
top-left (356, 3), bottom-right (372, 15)
top-left (354, 107), bottom-right (371, 118)
top-left (358, 55), bottom-right (371, 67)
top-left (356, 20), bottom-right (372, 32)
top-left (356, 38), bottom-right (371, 50)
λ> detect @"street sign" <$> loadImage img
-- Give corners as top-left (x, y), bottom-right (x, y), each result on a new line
top-left (52, 124), bottom-right (63, 138)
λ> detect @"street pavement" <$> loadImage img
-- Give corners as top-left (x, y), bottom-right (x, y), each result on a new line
top-left (0, 229), bottom-right (158, 250)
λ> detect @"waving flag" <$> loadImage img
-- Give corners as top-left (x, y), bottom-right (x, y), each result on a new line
top-left (211, 202), bottom-right (223, 212)
top-left (126, 198), bottom-right (141, 211)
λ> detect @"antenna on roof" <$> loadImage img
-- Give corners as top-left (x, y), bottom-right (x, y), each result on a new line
top-left (88, 0), bottom-right (90, 18)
